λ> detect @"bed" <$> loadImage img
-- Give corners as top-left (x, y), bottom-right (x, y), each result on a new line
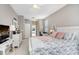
top-left (29, 27), bottom-right (79, 55)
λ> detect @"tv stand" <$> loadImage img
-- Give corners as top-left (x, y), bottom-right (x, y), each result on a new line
top-left (0, 38), bottom-right (13, 55)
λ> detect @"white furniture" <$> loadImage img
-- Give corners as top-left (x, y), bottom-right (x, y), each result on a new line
top-left (12, 33), bottom-right (22, 48)
top-left (29, 26), bottom-right (79, 55)
top-left (0, 38), bottom-right (13, 55)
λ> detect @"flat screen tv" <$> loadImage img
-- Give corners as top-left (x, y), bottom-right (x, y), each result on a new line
top-left (0, 25), bottom-right (9, 44)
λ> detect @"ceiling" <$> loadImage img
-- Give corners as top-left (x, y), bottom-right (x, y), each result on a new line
top-left (11, 4), bottom-right (66, 20)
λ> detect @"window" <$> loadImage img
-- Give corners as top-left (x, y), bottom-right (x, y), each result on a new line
top-left (44, 20), bottom-right (48, 32)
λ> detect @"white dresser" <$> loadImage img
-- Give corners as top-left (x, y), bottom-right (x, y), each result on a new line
top-left (12, 33), bottom-right (22, 48)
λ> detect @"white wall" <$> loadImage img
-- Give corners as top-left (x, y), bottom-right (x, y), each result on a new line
top-left (18, 15), bottom-right (25, 39)
top-left (0, 4), bottom-right (17, 26)
top-left (45, 4), bottom-right (79, 28)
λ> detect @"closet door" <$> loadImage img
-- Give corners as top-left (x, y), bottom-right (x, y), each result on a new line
top-left (24, 24), bottom-right (30, 39)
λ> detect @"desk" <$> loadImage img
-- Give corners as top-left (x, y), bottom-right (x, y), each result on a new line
top-left (0, 38), bottom-right (13, 55)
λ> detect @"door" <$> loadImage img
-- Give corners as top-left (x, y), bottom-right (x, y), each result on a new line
top-left (24, 23), bottom-right (30, 54)
top-left (24, 23), bottom-right (30, 39)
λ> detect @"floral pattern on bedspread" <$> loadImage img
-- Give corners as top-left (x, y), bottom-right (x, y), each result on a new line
top-left (32, 40), bottom-right (78, 55)
top-left (31, 34), bottom-right (79, 55)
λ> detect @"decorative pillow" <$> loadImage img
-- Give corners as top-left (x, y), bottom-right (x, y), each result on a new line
top-left (56, 32), bottom-right (64, 39)
top-left (71, 32), bottom-right (76, 40)
top-left (50, 32), bottom-right (58, 38)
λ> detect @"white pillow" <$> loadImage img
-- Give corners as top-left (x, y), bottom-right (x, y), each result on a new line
top-left (70, 32), bottom-right (76, 40)
top-left (64, 32), bottom-right (74, 40)
top-left (73, 32), bottom-right (79, 41)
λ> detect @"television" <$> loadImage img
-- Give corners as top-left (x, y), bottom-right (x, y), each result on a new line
top-left (0, 25), bottom-right (9, 44)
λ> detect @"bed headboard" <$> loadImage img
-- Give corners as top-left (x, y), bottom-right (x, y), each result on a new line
top-left (57, 26), bottom-right (79, 32)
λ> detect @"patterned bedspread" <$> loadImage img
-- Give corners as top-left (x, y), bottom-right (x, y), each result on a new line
top-left (30, 33), bottom-right (79, 55)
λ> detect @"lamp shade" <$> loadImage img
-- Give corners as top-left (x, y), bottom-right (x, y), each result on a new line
top-left (10, 25), bottom-right (16, 31)
top-left (50, 29), bottom-right (53, 32)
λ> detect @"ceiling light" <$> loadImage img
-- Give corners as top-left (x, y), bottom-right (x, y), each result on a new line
top-left (33, 4), bottom-right (40, 9)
